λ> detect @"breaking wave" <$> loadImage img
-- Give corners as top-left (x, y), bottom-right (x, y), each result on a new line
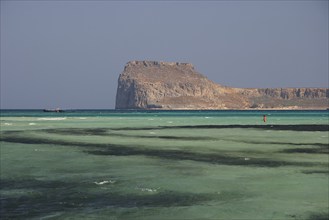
top-left (37, 118), bottom-right (67, 121)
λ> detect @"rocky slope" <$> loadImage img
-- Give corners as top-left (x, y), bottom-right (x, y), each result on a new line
top-left (115, 61), bottom-right (329, 110)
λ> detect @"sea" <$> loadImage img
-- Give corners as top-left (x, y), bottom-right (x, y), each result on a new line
top-left (0, 110), bottom-right (328, 220)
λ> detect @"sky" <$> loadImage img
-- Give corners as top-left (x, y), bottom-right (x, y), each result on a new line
top-left (1, 0), bottom-right (328, 109)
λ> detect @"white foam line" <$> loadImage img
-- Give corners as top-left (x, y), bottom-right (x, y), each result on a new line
top-left (94, 180), bottom-right (116, 185)
top-left (136, 186), bottom-right (160, 193)
top-left (37, 118), bottom-right (67, 121)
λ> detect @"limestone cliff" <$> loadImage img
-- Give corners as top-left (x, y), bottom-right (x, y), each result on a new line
top-left (115, 61), bottom-right (329, 109)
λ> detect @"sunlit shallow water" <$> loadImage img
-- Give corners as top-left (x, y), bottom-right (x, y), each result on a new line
top-left (0, 110), bottom-right (328, 219)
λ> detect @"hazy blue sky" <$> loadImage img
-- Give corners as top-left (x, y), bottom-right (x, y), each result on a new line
top-left (1, 1), bottom-right (328, 109)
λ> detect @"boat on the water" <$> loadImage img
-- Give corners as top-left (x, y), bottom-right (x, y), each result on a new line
top-left (43, 108), bottom-right (65, 113)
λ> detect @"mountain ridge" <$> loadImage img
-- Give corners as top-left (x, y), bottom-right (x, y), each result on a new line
top-left (115, 61), bottom-right (328, 110)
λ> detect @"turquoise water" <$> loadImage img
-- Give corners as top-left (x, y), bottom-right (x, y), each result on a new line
top-left (0, 110), bottom-right (328, 219)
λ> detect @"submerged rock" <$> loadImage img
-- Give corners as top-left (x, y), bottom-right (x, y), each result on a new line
top-left (115, 61), bottom-right (329, 110)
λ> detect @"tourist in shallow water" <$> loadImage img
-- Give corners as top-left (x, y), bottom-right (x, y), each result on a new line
top-left (263, 115), bottom-right (267, 123)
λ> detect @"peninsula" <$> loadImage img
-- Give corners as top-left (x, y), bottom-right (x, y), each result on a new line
top-left (115, 61), bottom-right (328, 110)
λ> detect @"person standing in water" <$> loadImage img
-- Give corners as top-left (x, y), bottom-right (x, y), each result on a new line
top-left (263, 115), bottom-right (267, 123)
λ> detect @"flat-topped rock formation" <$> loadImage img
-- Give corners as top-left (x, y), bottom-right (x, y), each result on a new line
top-left (115, 61), bottom-right (329, 110)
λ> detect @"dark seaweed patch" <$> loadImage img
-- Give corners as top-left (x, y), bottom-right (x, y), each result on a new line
top-left (0, 178), bottom-right (216, 219)
top-left (105, 133), bottom-right (215, 141)
top-left (281, 148), bottom-right (329, 154)
top-left (109, 124), bottom-right (329, 132)
top-left (84, 147), bottom-right (314, 168)
top-left (154, 135), bottom-right (214, 141)
top-left (0, 135), bottom-right (86, 147)
top-left (45, 128), bottom-right (109, 136)
top-left (301, 170), bottom-right (329, 175)
top-left (280, 143), bottom-right (329, 154)
top-left (223, 138), bottom-right (328, 148)
top-left (307, 212), bottom-right (329, 220)
top-left (0, 135), bottom-right (316, 168)
top-left (88, 132), bottom-right (215, 141)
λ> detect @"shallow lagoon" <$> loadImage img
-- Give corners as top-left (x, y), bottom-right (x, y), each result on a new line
top-left (0, 110), bottom-right (328, 219)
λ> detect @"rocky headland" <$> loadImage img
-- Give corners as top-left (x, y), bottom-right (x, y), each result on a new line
top-left (115, 61), bottom-right (329, 110)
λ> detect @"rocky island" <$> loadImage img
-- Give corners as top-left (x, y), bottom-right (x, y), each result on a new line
top-left (115, 61), bottom-right (328, 110)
